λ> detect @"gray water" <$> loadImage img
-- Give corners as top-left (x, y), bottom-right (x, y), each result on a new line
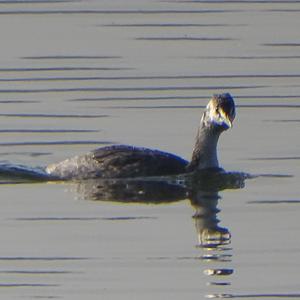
top-left (0, 0), bottom-right (299, 299)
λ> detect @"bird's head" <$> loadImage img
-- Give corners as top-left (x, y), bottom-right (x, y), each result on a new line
top-left (203, 93), bottom-right (236, 131)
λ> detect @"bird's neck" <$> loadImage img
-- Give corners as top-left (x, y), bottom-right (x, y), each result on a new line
top-left (187, 121), bottom-right (222, 171)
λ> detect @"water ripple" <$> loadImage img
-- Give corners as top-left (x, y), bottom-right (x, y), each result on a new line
top-left (0, 283), bottom-right (59, 287)
top-left (0, 85), bottom-right (265, 94)
top-left (3, 73), bottom-right (300, 82)
top-left (193, 55), bottom-right (300, 59)
top-left (22, 55), bottom-right (122, 60)
top-left (248, 200), bottom-right (300, 204)
top-left (103, 23), bottom-right (245, 27)
top-left (0, 67), bottom-right (131, 72)
top-left (0, 113), bottom-right (107, 118)
top-left (0, 129), bottom-right (99, 133)
top-left (136, 37), bottom-right (236, 41)
top-left (0, 9), bottom-right (240, 15)
top-left (68, 95), bottom-right (300, 102)
top-left (15, 216), bottom-right (155, 221)
top-left (0, 257), bottom-right (89, 261)
top-left (0, 141), bottom-right (113, 147)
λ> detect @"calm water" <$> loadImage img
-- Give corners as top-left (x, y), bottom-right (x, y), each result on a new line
top-left (0, 0), bottom-right (299, 299)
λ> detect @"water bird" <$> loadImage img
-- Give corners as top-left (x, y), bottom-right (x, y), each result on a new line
top-left (45, 93), bottom-right (235, 179)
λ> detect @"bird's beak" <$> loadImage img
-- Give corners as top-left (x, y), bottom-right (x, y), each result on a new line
top-left (219, 110), bottom-right (233, 129)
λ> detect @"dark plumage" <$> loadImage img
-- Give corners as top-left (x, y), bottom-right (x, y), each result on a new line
top-left (45, 93), bottom-right (236, 179)
top-left (91, 145), bottom-right (188, 178)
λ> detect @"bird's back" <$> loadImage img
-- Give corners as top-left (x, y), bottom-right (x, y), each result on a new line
top-left (92, 145), bottom-right (188, 178)
top-left (46, 145), bottom-right (188, 179)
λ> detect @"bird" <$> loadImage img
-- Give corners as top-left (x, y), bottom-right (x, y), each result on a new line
top-left (45, 93), bottom-right (236, 179)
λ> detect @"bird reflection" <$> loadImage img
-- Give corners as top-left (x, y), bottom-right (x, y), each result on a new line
top-left (191, 189), bottom-right (230, 248)
top-left (73, 169), bottom-right (248, 247)
top-left (72, 169), bottom-right (248, 297)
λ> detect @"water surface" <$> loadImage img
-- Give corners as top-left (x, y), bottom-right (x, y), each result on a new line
top-left (0, 0), bottom-right (299, 299)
